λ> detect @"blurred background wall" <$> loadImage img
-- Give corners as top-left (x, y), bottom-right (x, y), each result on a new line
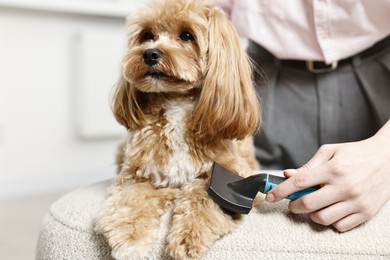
top-left (0, 0), bottom-right (146, 197)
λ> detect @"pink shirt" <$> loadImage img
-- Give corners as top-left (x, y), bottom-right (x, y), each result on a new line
top-left (217, 0), bottom-right (390, 63)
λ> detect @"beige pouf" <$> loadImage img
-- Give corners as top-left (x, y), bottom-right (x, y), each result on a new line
top-left (36, 179), bottom-right (390, 259)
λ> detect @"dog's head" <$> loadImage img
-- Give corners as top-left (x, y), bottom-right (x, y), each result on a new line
top-left (113, 0), bottom-right (260, 140)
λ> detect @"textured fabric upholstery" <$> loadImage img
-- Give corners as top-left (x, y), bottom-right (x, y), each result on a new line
top-left (36, 179), bottom-right (390, 259)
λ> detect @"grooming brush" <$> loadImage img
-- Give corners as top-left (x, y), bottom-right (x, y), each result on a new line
top-left (207, 163), bottom-right (319, 214)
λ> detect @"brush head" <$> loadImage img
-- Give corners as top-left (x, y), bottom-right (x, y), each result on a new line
top-left (207, 163), bottom-right (265, 214)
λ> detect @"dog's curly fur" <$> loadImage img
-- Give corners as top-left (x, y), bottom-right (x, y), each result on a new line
top-left (94, 0), bottom-right (262, 259)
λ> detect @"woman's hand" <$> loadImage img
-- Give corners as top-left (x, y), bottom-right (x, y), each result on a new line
top-left (265, 121), bottom-right (390, 232)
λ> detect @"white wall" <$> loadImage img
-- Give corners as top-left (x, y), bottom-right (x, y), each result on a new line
top-left (0, 1), bottom-right (145, 197)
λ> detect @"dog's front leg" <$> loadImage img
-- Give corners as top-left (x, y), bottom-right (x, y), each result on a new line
top-left (95, 182), bottom-right (177, 260)
top-left (167, 178), bottom-right (241, 260)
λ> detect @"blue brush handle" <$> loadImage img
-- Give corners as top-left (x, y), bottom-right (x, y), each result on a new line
top-left (263, 174), bottom-right (319, 200)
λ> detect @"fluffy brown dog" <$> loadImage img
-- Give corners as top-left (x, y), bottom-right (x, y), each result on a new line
top-left (95, 0), bottom-right (261, 259)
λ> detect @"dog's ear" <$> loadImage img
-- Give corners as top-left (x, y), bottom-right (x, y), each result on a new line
top-left (111, 75), bottom-right (146, 131)
top-left (192, 9), bottom-right (261, 141)
top-left (111, 15), bottom-right (148, 131)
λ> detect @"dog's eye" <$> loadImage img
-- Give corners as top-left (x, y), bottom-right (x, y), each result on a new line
top-left (179, 31), bottom-right (194, 42)
top-left (143, 32), bottom-right (155, 41)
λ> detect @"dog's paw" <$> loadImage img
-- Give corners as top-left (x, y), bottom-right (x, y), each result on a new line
top-left (111, 244), bottom-right (151, 260)
top-left (94, 213), bottom-right (157, 260)
top-left (167, 230), bottom-right (207, 260)
top-left (94, 219), bottom-right (157, 260)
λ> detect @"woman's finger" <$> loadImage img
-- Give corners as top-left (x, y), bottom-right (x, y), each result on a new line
top-left (308, 201), bottom-right (357, 226)
top-left (288, 185), bottom-right (340, 214)
top-left (302, 144), bottom-right (339, 170)
top-left (332, 213), bottom-right (368, 232)
top-left (266, 165), bottom-right (329, 202)
top-left (270, 145), bottom-right (339, 203)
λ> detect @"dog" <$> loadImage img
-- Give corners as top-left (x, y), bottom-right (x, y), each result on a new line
top-left (94, 0), bottom-right (261, 259)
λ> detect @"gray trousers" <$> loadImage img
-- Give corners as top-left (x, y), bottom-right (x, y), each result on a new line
top-left (249, 37), bottom-right (390, 169)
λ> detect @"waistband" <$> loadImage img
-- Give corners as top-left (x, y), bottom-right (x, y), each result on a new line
top-left (248, 36), bottom-right (390, 73)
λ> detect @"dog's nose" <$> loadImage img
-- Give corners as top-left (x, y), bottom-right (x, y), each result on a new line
top-left (143, 48), bottom-right (162, 66)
